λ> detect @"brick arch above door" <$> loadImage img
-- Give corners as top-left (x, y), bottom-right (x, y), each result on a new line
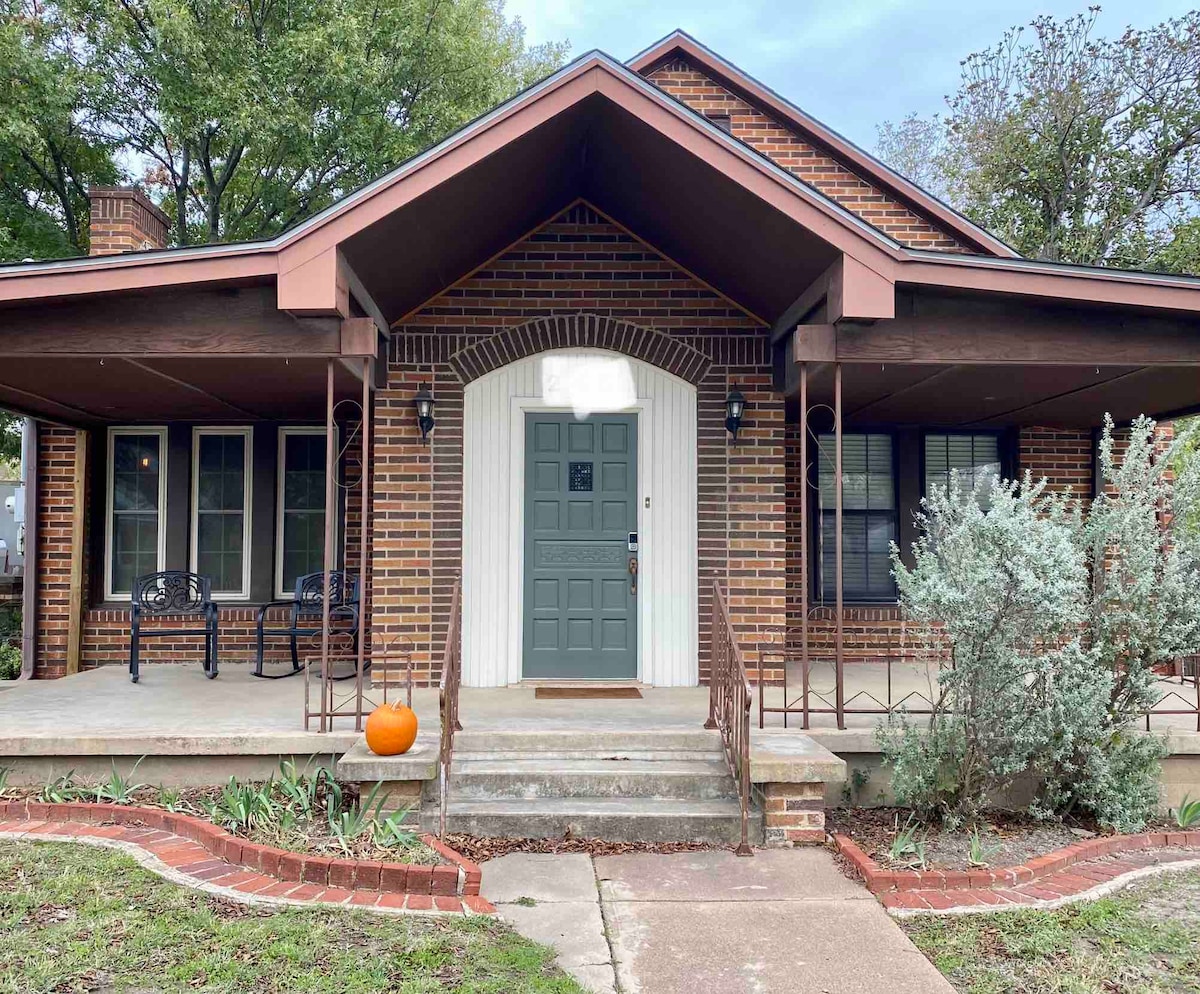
top-left (447, 313), bottom-right (712, 386)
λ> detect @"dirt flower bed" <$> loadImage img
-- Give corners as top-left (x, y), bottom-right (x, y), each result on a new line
top-left (827, 807), bottom-right (1109, 872)
top-left (4, 762), bottom-right (445, 866)
top-left (444, 833), bottom-right (724, 863)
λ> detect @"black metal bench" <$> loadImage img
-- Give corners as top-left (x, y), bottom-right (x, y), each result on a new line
top-left (253, 570), bottom-right (360, 679)
top-left (129, 571), bottom-right (219, 684)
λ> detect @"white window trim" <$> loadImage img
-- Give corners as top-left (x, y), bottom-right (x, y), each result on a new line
top-left (104, 426), bottom-right (168, 601)
top-left (275, 426), bottom-right (339, 599)
top-left (190, 426), bottom-right (253, 600)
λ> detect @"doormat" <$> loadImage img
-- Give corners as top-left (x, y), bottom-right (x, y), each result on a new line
top-left (534, 687), bottom-right (643, 700)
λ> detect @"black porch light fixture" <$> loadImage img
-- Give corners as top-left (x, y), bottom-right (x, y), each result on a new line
top-left (725, 384), bottom-right (746, 442)
top-left (414, 384), bottom-right (436, 444)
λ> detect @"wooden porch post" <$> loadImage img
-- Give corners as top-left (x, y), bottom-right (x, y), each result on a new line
top-left (799, 362), bottom-right (809, 729)
top-left (355, 356), bottom-right (370, 731)
top-left (834, 362), bottom-right (845, 729)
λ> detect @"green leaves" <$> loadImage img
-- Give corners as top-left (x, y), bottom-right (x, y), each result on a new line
top-left (876, 10), bottom-right (1200, 272)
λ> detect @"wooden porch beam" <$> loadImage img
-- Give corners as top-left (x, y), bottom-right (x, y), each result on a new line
top-left (0, 285), bottom-right (342, 356)
top-left (846, 366), bottom-right (960, 419)
top-left (772, 256), bottom-right (896, 344)
top-left (0, 378), bottom-right (106, 424)
top-left (822, 302), bottom-right (1200, 366)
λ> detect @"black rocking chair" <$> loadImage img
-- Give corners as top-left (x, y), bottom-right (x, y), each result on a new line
top-left (129, 571), bottom-right (219, 684)
top-left (253, 570), bottom-right (360, 679)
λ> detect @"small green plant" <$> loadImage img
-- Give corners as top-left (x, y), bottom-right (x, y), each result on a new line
top-left (373, 808), bottom-right (419, 849)
top-left (841, 767), bottom-right (872, 807)
top-left (887, 816), bottom-right (925, 867)
top-left (968, 827), bottom-right (1003, 868)
top-left (40, 772), bottom-right (82, 803)
top-left (514, 896), bottom-right (537, 907)
top-left (0, 766), bottom-right (11, 798)
top-left (210, 776), bottom-right (277, 831)
top-left (328, 782), bottom-right (391, 856)
top-left (1170, 794), bottom-right (1200, 829)
top-left (94, 758), bottom-right (146, 805)
top-left (154, 785), bottom-right (193, 813)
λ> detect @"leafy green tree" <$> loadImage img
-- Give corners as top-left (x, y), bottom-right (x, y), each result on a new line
top-left (0, 413), bottom-right (19, 465)
top-left (876, 9), bottom-right (1200, 271)
top-left (0, 0), bottom-right (118, 260)
top-left (70, 0), bottom-right (567, 244)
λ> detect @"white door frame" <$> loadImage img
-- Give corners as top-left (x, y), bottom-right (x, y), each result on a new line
top-left (461, 348), bottom-right (697, 687)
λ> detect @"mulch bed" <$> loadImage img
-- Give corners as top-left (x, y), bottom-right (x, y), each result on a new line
top-left (827, 807), bottom-right (1107, 872)
top-left (442, 833), bottom-right (726, 863)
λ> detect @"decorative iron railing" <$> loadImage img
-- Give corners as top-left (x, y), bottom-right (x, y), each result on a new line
top-left (707, 580), bottom-right (753, 856)
top-left (758, 613), bottom-right (1200, 733)
top-left (438, 577), bottom-right (463, 840)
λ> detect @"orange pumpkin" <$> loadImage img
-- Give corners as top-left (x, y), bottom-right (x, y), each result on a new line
top-left (365, 701), bottom-right (419, 756)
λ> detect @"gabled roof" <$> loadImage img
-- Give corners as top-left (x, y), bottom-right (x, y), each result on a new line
top-left (2, 37), bottom-right (1200, 322)
top-left (628, 30), bottom-right (1020, 259)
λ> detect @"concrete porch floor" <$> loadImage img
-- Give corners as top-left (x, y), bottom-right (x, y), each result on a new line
top-left (1, 661), bottom-right (1195, 785)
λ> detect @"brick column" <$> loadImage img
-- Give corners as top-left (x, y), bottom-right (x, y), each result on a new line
top-left (759, 782), bottom-right (826, 846)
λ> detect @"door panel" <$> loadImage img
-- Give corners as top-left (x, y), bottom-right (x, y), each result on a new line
top-left (523, 412), bottom-right (637, 679)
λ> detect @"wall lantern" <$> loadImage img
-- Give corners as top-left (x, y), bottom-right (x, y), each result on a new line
top-left (414, 384), bottom-right (436, 444)
top-left (725, 385), bottom-right (746, 442)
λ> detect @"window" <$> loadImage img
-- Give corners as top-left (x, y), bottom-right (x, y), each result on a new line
top-left (276, 428), bottom-right (333, 597)
top-left (105, 427), bottom-right (167, 599)
top-left (191, 428), bottom-right (252, 599)
top-left (706, 113), bottom-right (733, 134)
top-left (817, 433), bottom-right (896, 601)
top-left (924, 433), bottom-right (1002, 502)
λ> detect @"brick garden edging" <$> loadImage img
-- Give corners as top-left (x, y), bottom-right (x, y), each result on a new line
top-left (834, 830), bottom-right (1200, 914)
top-left (0, 799), bottom-right (482, 900)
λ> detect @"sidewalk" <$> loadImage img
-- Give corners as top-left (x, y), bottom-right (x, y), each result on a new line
top-left (481, 848), bottom-right (954, 994)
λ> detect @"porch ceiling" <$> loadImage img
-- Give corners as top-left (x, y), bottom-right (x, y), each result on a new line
top-left (338, 93), bottom-right (839, 325)
top-left (0, 355), bottom-right (364, 425)
top-left (792, 361), bottom-right (1200, 429)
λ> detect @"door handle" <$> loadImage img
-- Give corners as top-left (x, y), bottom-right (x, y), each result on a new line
top-left (628, 556), bottom-right (638, 596)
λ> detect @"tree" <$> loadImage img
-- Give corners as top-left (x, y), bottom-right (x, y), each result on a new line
top-left (0, 0), bottom-right (118, 261)
top-left (0, 413), bottom-right (20, 465)
top-left (68, 0), bottom-right (567, 245)
top-left (875, 9), bottom-right (1200, 270)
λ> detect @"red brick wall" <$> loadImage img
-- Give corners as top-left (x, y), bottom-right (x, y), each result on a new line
top-left (645, 59), bottom-right (966, 252)
top-left (1019, 427), bottom-right (1093, 495)
top-left (374, 202), bottom-right (783, 683)
top-left (33, 426), bottom-right (83, 678)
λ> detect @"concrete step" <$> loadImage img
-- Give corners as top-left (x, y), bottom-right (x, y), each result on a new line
top-left (426, 795), bottom-right (762, 844)
top-left (451, 728), bottom-right (723, 755)
top-left (448, 757), bottom-right (737, 800)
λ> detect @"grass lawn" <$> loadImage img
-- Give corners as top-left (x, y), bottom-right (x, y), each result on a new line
top-left (0, 840), bottom-right (584, 994)
top-left (903, 868), bottom-right (1200, 993)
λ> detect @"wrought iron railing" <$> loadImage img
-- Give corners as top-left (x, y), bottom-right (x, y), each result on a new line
top-left (438, 577), bottom-right (463, 840)
top-left (758, 615), bottom-right (1200, 733)
top-left (706, 580), bottom-right (753, 856)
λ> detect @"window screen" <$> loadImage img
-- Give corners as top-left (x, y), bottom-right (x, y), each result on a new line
top-left (279, 432), bottom-right (327, 595)
top-left (925, 433), bottom-right (1002, 500)
top-left (817, 433), bottom-right (896, 600)
top-left (109, 432), bottom-right (163, 595)
top-left (194, 432), bottom-right (248, 595)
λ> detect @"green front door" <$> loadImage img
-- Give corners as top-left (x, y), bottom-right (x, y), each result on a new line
top-left (523, 413), bottom-right (638, 679)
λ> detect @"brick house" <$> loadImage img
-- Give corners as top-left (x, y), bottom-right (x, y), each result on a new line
top-left (3, 31), bottom-right (1200, 713)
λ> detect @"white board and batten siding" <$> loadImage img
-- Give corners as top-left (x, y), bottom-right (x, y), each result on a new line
top-left (462, 349), bottom-right (698, 687)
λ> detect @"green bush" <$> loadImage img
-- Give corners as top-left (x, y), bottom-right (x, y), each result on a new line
top-left (881, 415), bottom-right (1200, 831)
top-left (0, 642), bottom-right (19, 680)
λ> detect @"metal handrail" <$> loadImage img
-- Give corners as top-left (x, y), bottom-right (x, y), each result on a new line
top-left (438, 577), bottom-right (463, 840)
top-left (706, 580), bottom-right (754, 856)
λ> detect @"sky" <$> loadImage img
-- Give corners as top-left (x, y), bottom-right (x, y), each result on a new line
top-left (503, 0), bottom-right (1189, 151)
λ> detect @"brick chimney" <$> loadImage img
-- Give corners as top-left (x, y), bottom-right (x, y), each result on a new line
top-left (88, 186), bottom-right (171, 256)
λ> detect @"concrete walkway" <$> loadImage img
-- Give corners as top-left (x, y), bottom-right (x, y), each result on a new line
top-left (481, 848), bottom-right (954, 994)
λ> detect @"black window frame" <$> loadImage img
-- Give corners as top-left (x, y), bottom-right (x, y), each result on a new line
top-left (920, 429), bottom-right (1012, 503)
top-left (815, 429), bottom-right (899, 603)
